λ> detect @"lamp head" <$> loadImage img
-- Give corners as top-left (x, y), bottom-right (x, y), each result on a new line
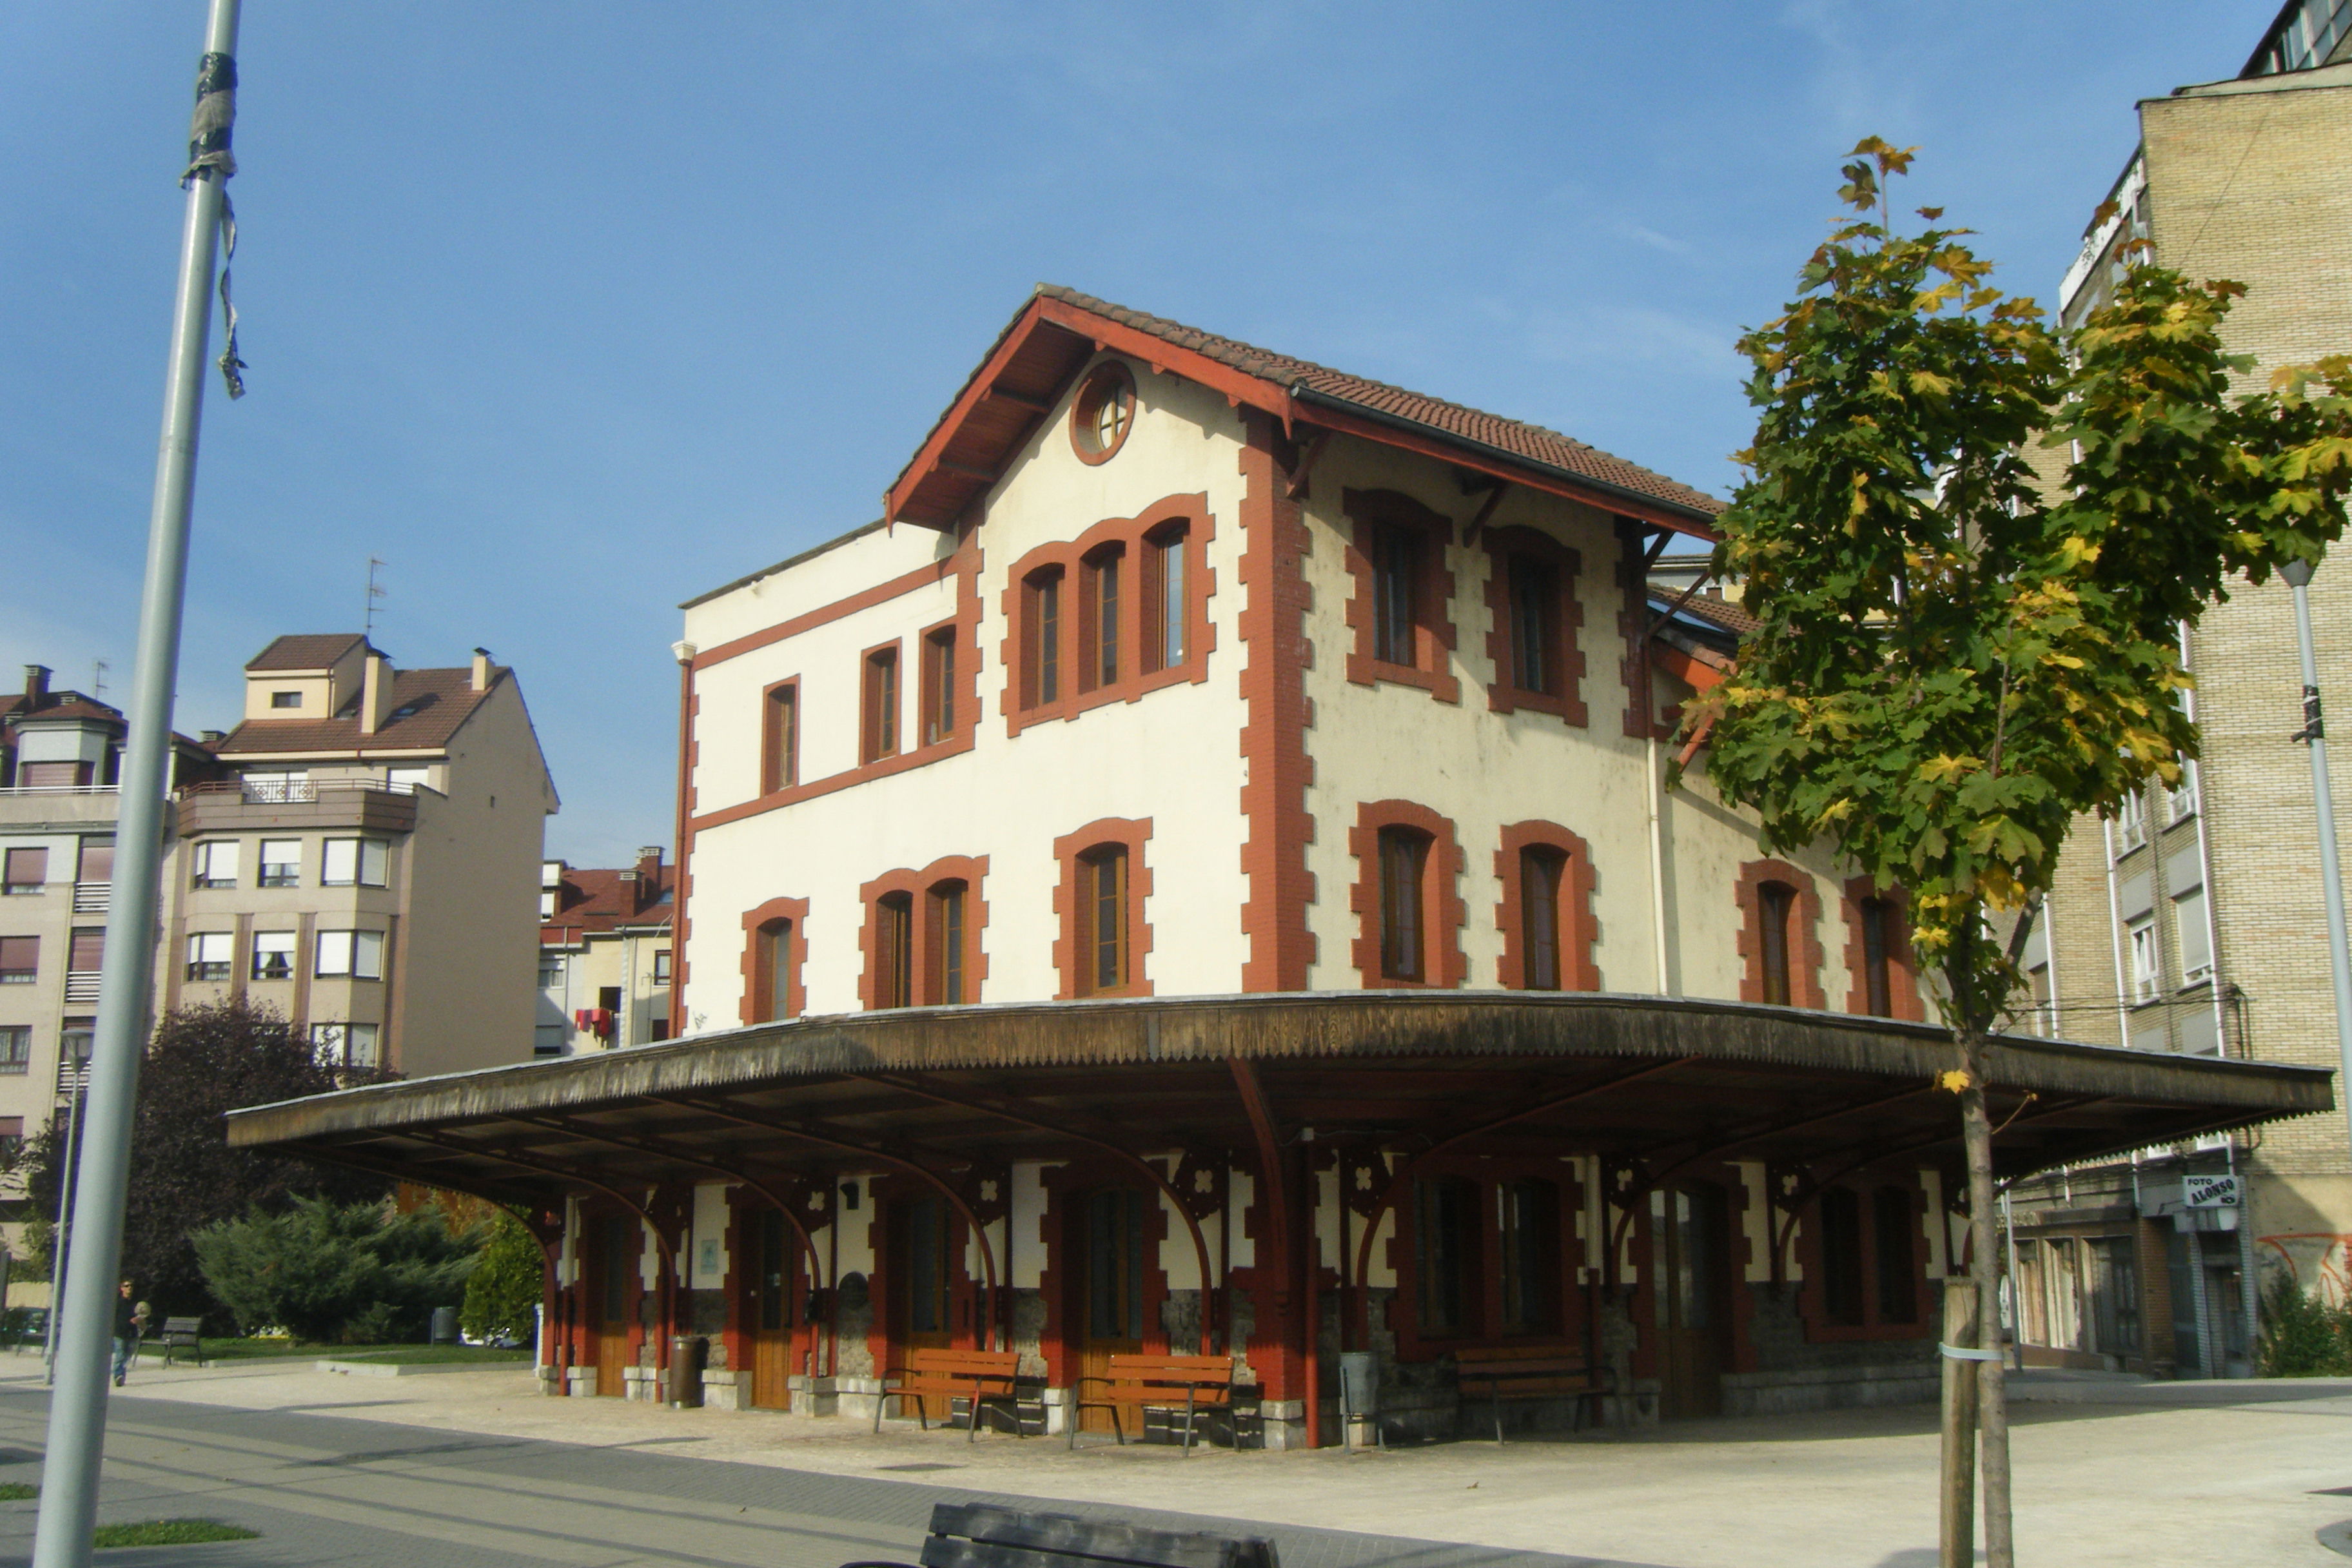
top-left (2283, 558), bottom-right (2317, 589)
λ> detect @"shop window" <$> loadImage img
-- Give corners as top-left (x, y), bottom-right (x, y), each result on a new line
top-left (1819, 1187), bottom-right (1866, 1326)
top-left (874, 892), bottom-right (914, 1009)
top-left (1500, 1178), bottom-right (1560, 1335)
top-left (1874, 1186), bottom-right (1919, 1324)
top-left (921, 629), bottom-right (957, 746)
top-left (1415, 1176), bottom-right (1481, 1337)
top-left (761, 681), bottom-right (798, 794)
top-left (862, 645), bottom-right (900, 765)
top-left (1142, 524), bottom-right (1188, 672)
top-left (1081, 545), bottom-right (1124, 692)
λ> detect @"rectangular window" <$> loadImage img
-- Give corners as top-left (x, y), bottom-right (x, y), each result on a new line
top-left (2175, 885), bottom-right (2212, 985)
top-left (77, 838), bottom-right (113, 884)
top-left (533, 1023), bottom-right (565, 1057)
top-left (17, 760), bottom-right (90, 789)
top-left (755, 920), bottom-right (794, 1022)
top-left (1758, 883), bottom-right (1796, 1006)
top-left (538, 955), bottom-right (565, 988)
top-left (761, 683), bottom-right (798, 794)
top-left (2169, 761), bottom-right (2200, 823)
top-left (321, 838), bottom-right (390, 888)
top-left (251, 930), bottom-right (297, 981)
top-left (68, 926), bottom-right (104, 974)
top-left (921, 629), bottom-right (957, 746)
top-left (1084, 549), bottom-right (1122, 691)
top-left (876, 893), bottom-right (914, 1009)
top-left (652, 948), bottom-right (672, 985)
top-left (1873, 1187), bottom-right (1919, 1324)
top-left (242, 770), bottom-right (311, 803)
top-left (1499, 1179), bottom-right (1559, 1335)
top-left (1373, 524), bottom-right (1421, 667)
top-left (1085, 1188), bottom-right (1147, 1342)
top-left (1415, 1176), bottom-right (1480, 1337)
top-left (1378, 828), bottom-right (1428, 982)
top-left (185, 931), bottom-right (232, 982)
top-left (1520, 847), bottom-right (1563, 991)
top-left (2127, 915), bottom-right (2159, 1002)
top-left (1859, 896), bottom-right (1894, 1017)
top-left (539, 889), bottom-right (558, 920)
top-left (1079, 848), bottom-right (1126, 995)
top-left (1024, 569), bottom-right (1063, 708)
top-left (386, 766), bottom-right (433, 792)
top-left (2114, 790), bottom-right (2147, 852)
top-left (0, 936), bottom-right (34, 984)
top-left (190, 839), bottom-right (240, 889)
top-left (1819, 1187), bottom-right (1866, 1326)
top-left (0, 1027), bottom-right (28, 1074)
top-left (1507, 555), bottom-right (1558, 694)
top-left (310, 1021), bottom-right (379, 1068)
top-left (315, 929), bottom-right (386, 981)
top-left (2, 847), bottom-right (47, 894)
top-left (862, 647), bottom-right (899, 764)
top-left (258, 839), bottom-right (302, 888)
top-left (61, 1018), bottom-right (92, 1069)
top-left (932, 883), bottom-right (966, 1005)
top-left (1143, 528), bottom-right (1188, 672)
top-left (270, 690), bottom-right (303, 709)
top-left (900, 1195), bottom-right (952, 1338)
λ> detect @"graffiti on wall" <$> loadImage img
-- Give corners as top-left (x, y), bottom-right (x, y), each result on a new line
top-left (2258, 1233), bottom-right (2352, 1304)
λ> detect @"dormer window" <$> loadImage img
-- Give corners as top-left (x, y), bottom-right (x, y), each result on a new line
top-left (270, 691), bottom-right (302, 709)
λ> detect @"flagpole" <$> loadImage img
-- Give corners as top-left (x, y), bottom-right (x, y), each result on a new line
top-left (31, 3), bottom-right (241, 1562)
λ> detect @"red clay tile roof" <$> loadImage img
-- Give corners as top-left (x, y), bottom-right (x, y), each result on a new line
top-left (245, 634), bottom-right (368, 672)
top-left (1666, 593), bottom-right (1763, 640)
top-left (542, 863), bottom-right (674, 942)
top-left (214, 666), bottom-right (500, 758)
top-left (1035, 286), bottom-right (1726, 519)
top-left (1, 694), bottom-right (124, 726)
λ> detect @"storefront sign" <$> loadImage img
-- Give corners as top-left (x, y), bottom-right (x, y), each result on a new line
top-left (2183, 1172), bottom-right (2240, 1208)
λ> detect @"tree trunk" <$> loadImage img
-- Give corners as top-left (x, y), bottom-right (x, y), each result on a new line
top-left (1938, 1278), bottom-right (1978, 1568)
top-left (1959, 1028), bottom-right (2014, 1567)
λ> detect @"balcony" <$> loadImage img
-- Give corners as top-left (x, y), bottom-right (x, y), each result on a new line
top-left (176, 779), bottom-right (418, 838)
top-left (73, 881), bottom-right (109, 914)
top-left (64, 970), bottom-right (102, 1004)
top-left (0, 783), bottom-right (117, 798)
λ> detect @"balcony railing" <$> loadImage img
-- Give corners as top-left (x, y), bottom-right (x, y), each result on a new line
top-left (0, 783), bottom-right (119, 798)
top-left (176, 777), bottom-right (419, 836)
top-left (179, 778), bottom-right (419, 805)
top-left (55, 1059), bottom-right (88, 1099)
top-left (63, 970), bottom-right (102, 1004)
top-left (73, 881), bottom-right (110, 914)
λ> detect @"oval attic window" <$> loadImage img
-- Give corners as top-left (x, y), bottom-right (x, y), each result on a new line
top-left (1070, 361), bottom-right (1136, 465)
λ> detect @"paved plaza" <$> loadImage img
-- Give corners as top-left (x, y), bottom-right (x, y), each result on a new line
top-left (0, 1359), bottom-right (2346, 1567)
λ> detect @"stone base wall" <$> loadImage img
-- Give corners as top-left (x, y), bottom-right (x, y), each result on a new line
top-left (1720, 1362), bottom-right (1938, 1417)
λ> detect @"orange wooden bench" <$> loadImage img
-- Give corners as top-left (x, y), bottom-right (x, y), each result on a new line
top-left (879, 1347), bottom-right (1039, 1440)
top-left (1070, 1353), bottom-right (1237, 1453)
top-left (1451, 1343), bottom-right (1609, 1442)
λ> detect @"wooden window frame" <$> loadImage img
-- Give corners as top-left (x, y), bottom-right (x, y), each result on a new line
top-left (1842, 877), bottom-right (1926, 1021)
top-left (1001, 495), bottom-right (1216, 736)
top-left (1734, 859), bottom-right (1825, 1010)
top-left (919, 624), bottom-right (959, 748)
top-left (1079, 543), bottom-right (1125, 694)
top-left (738, 896), bottom-right (808, 1025)
top-left (1493, 821), bottom-right (1602, 992)
top-left (1051, 819), bottom-right (1153, 1000)
top-left (1802, 1177), bottom-right (1931, 1342)
top-left (860, 641), bottom-right (901, 765)
top-left (858, 857), bottom-right (991, 1010)
top-left (1140, 520), bottom-right (1190, 674)
top-left (1019, 567), bottom-right (1064, 712)
top-left (1342, 488), bottom-right (1461, 703)
top-left (760, 678), bottom-right (799, 796)
top-left (1412, 1175), bottom-right (1484, 1341)
top-left (1348, 799), bottom-right (1467, 990)
top-left (1482, 525), bottom-right (1588, 723)
top-left (1068, 360), bottom-right (1137, 466)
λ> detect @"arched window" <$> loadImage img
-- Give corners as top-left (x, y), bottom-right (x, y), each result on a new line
top-left (1378, 827), bottom-right (1431, 982)
top-left (1023, 567), bottom-right (1063, 709)
top-left (1506, 554), bottom-right (1559, 696)
top-left (752, 919), bottom-right (792, 1021)
top-left (1758, 881), bottom-right (1796, 1006)
top-left (929, 880), bottom-right (968, 1005)
top-left (1077, 846), bottom-right (1128, 995)
top-left (1142, 522), bottom-right (1188, 672)
top-left (1519, 847), bottom-right (1567, 990)
top-left (1859, 896), bottom-right (1896, 1017)
top-left (760, 681), bottom-right (798, 794)
top-left (874, 892), bottom-right (914, 1009)
top-left (1081, 545), bottom-right (1124, 692)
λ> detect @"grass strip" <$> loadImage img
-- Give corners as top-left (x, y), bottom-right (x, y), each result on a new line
top-left (0, 1482), bottom-right (36, 1500)
top-left (93, 1519), bottom-right (258, 1548)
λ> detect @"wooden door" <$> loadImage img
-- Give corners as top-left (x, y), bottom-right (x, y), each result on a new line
top-left (1649, 1184), bottom-right (1729, 1418)
top-left (593, 1215), bottom-right (636, 1396)
top-left (890, 1196), bottom-right (953, 1354)
top-left (750, 1208), bottom-right (795, 1409)
top-left (1076, 1188), bottom-right (1147, 1431)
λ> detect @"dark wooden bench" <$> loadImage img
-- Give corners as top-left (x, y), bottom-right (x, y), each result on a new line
top-left (1452, 1343), bottom-right (1608, 1442)
top-left (1071, 1353), bottom-right (1236, 1453)
top-left (877, 1347), bottom-right (1039, 1440)
top-left (844, 1500), bottom-right (1278, 1568)
top-left (159, 1317), bottom-right (204, 1368)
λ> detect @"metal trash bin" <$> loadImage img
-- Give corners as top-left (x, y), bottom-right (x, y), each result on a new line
top-left (429, 1306), bottom-right (459, 1345)
top-left (671, 1335), bottom-right (708, 1408)
top-left (1337, 1351), bottom-right (1382, 1449)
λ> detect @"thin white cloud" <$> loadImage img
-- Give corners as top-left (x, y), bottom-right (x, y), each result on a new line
top-left (1528, 304), bottom-right (1743, 384)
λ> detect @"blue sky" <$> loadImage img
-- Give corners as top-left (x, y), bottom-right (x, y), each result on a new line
top-left (1, 1), bottom-right (2279, 865)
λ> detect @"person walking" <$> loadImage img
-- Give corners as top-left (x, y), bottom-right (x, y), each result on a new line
top-left (110, 1280), bottom-right (142, 1387)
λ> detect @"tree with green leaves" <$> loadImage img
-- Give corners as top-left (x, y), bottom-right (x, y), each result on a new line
top-left (1690, 139), bottom-right (2352, 1565)
top-left (193, 1194), bottom-right (482, 1344)
top-left (459, 1207), bottom-right (545, 1347)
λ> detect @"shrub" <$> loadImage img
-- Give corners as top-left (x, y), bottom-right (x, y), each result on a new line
top-left (193, 1196), bottom-right (482, 1344)
top-left (460, 1208), bottom-right (544, 1346)
top-left (2256, 1274), bottom-right (2352, 1377)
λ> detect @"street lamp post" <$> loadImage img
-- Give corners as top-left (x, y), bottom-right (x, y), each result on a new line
top-left (2282, 557), bottom-right (2352, 1174)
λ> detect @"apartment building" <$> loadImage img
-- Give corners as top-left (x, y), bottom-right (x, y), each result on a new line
top-left (0, 667), bottom-right (214, 1196)
top-left (2012, 4), bottom-right (2352, 1377)
top-left (536, 847), bottom-right (674, 1056)
top-left (164, 635), bottom-right (559, 1079)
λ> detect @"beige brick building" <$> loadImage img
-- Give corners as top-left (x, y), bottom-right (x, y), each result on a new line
top-left (2015, 15), bottom-right (2352, 1377)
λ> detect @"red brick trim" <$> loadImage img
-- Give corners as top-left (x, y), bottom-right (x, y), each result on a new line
top-left (1733, 859), bottom-right (1825, 1009)
top-left (1797, 1178), bottom-right (1936, 1342)
top-left (1348, 799), bottom-right (1467, 989)
top-left (914, 614), bottom-right (970, 749)
top-left (1841, 877), bottom-right (1925, 1021)
top-left (1614, 517), bottom-right (1666, 740)
top-left (858, 856), bottom-right (991, 1010)
top-left (1493, 821), bottom-right (1601, 992)
top-left (997, 493), bottom-right (1216, 737)
top-left (1341, 487), bottom-right (1462, 704)
top-left (1236, 416), bottom-right (1316, 993)
top-left (688, 535), bottom-right (981, 834)
top-left (1052, 818), bottom-right (1153, 1000)
top-left (1482, 525), bottom-right (1588, 725)
top-left (738, 896), bottom-right (808, 1025)
top-left (692, 558), bottom-right (956, 672)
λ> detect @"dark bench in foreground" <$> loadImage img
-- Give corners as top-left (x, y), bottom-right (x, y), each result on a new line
top-left (845, 1501), bottom-right (1278, 1568)
top-left (1453, 1343), bottom-right (1609, 1442)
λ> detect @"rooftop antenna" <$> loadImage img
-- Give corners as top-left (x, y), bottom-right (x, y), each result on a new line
top-left (365, 556), bottom-right (387, 636)
top-left (90, 661), bottom-right (108, 700)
